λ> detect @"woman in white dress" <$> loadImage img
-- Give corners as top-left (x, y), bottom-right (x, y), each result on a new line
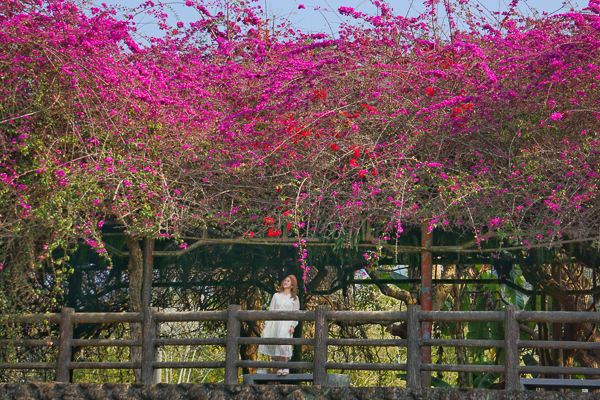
top-left (258, 275), bottom-right (300, 376)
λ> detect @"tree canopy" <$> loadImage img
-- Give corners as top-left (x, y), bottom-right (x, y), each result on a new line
top-left (1, 0), bottom-right (599, 308)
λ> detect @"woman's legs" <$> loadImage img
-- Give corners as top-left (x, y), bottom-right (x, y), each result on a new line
top-left (276, 356), bottom-right (289, 375)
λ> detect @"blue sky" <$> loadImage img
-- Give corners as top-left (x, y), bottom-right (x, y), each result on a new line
top-left (100, 0), bottom-right (582, 40)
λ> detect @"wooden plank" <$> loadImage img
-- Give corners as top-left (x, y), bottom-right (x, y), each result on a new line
top-left (56, 307), bottom-right (74, 382)
top-left (314, 305), bottom-right (328, 385)
top-left (421, 364), bottom-right (505, 373)
top-left (0, 314), bottom-right (60, 324)
top-left (518, 340), bottom-right (600, 350)
top-left (70, 339), bottom-right (141, 347)
top-left (0, 340), bottom-right (57, 347)
top-left (0, 362), bottom-right (57, 369)
top-left (154, 311), bottom-right (227, 322)
top-left (519, 366), bottom-right (600, 375)
top-left (420, 311), bottom-right (504, 322)
top-left (237, 337), bottom-right (313, 346)
top-left (518, 311), bottom-right (600, 324)
top-left (406, 305), bottom-right (421, 389)
top-left (420, 339), bottom-right (504, 348)
top-left (324, 362), bottom-right (406, 371)
top-left (224, 305), bottom-right (241, 385)
top-left (328, 339), bottom-right (406, 347)
top-left (154, 338), bottom-right (226, 346)
top-left (236, 310), bottom-right (315, 321)
top-left (69, 362), bottom-right (140, 369)
top-left (504, 305), bottom-right (521, 390)
top-left (141, 307), bottom-right (157, 383)
top-left (236, 360), bottom-right (314, 369)
top-left (326, 311), bottom-right (406, 322)
top-left (71, 312), bottom-right (143, 324)
top-left (153, 361), bottom-right (225, 369)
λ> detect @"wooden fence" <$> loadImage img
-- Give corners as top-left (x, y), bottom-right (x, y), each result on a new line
top-left (1, 305), bottom-right (600, 389)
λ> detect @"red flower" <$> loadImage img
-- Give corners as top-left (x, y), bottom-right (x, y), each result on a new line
top-left (244, 231), bottom-right (255, 238)
top-left (264, 217), bottom-right (275, 225)
top-left (361, 104), bottom-right (377, 112)
top-left (268, 228), bottom-right (281, 237)
top-left (350, 158), bottom-right (359, 168)
top-left (425, 87), bottom-right (435, 96)
top-left (372, 169), bottom-right (378, 176)
top-left (287, 222), bottom-right (292, 230)
top-left (330, 143), bottom-right (339, 151)
top-left (312, 89), bottom-right (327, 100)
top-left (358, 170), bottom-right (366, 178)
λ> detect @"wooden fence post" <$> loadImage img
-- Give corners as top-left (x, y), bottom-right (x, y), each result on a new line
top-left (406, 305), bottom-right (421, 389)
top-left (141, 307), bottom-right (157, 383)
top-left (504, 305), bottom-right (521, 390)
top-left (313, 305), bottom-right (328, 386)
top-left (225, 304), bottom-right (241, 385)
top-left (56, 307), bottom-right (74, 382)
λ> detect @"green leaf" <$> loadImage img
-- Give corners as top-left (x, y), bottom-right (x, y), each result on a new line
top-left (522, 353), bottom-right (539, 378)
top-left (431, 376), bottom-right (452, 387)
top-left (473, 373), bottom-right (499, 388)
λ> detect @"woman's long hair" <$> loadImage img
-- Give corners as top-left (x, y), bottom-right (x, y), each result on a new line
top-left (278, 275), bottom-right (298, 300)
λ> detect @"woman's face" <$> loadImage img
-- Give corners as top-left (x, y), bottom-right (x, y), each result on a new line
top-left (282, 277), bottom-right (292, 289)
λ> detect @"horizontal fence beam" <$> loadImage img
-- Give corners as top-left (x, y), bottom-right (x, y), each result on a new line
top-left (326, 311), bottom-right (406, 322)
top-left (154, 338), bottom-right (226, 346)
top-left (236, 360), bottom-right (314, 369)
top-left (235, 310), bottom-right (315, 321)
top-left (328, 338), bottom-right (407, 347)
top-left (237, 337), bottom-right (314, 346)
top-left (517, 311), bottom-right (600, 324)
top-left (71, 313), bottom-right (144, 324)
top-left (325, 362), bottom-right (407, 371)
top-left (154, 311), bottom-right (227, 322)
top-left (420, 339), bottom-right (505, 348)
top-left (71, 339), bottom-right (141, 347)
top-left (153, 361), bottom-right (226, 369)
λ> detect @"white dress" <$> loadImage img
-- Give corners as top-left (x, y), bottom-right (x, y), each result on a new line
top-left (258, 292), bottom-right (300, 358)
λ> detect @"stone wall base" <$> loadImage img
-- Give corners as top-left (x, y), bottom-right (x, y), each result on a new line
top-left (1, 383), bottom-right (598, 400)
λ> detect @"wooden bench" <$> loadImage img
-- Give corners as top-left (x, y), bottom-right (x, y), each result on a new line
top-left (522, 378), bottom-right (600, 391)
top-left (243, 373), bottom-right (349, 386)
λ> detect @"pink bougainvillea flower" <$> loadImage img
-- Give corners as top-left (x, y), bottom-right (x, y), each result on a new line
top-left (550, 112), bottom-right (563, 121)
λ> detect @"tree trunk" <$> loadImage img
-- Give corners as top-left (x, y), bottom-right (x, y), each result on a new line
top-left (125, 236), bottom-right (143, 383)
top-left (240, 287), bottom-right (261, 375)
top-left (431, 264), bottom-right (456, 312)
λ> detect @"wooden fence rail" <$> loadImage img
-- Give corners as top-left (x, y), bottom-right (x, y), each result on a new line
top-left (1, 305), bottom-right (600, 388)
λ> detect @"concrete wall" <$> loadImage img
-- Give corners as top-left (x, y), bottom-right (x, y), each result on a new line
top-left (1, 383), bottom-right (598, 400)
